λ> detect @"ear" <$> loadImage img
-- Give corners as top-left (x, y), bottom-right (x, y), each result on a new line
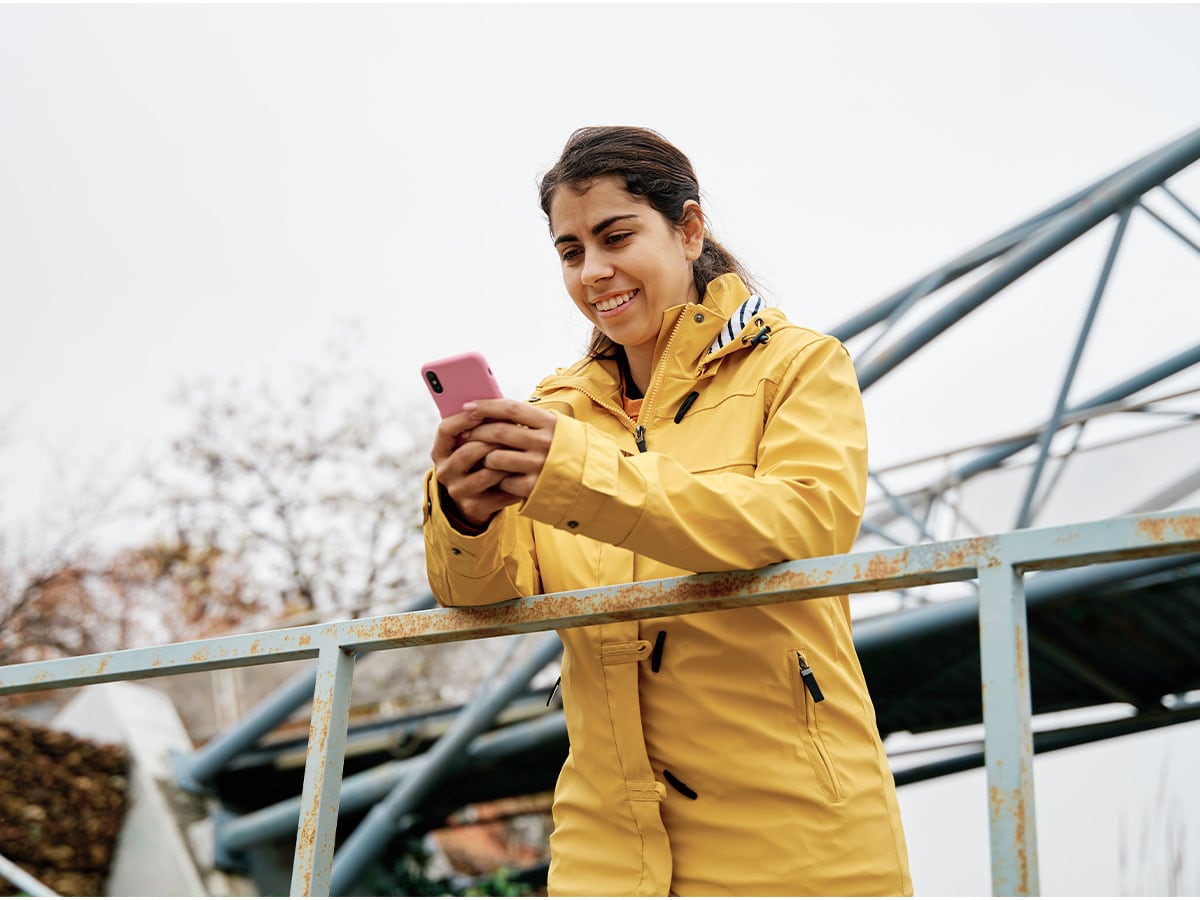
top-left (679, 200), bottom-right (705, 261)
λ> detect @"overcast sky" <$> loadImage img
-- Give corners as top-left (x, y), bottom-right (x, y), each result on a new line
top-left (2, 3), bottom-right (1199, 894)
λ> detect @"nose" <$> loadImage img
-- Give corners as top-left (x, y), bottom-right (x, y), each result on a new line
top-left (580, 251), bottom-right (613, 287)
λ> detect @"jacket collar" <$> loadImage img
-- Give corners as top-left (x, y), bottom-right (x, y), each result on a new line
top-left (536, 273), bottom-right (774, 400)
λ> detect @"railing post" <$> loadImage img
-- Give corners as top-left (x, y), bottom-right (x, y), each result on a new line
top-left (0, 849), bottom-right (59, 897)
top-left (978, 561), bottom-right (1040, 896)
top-left (289, 642), bottom-right (356, 897)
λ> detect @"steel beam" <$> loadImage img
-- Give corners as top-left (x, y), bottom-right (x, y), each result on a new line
top-left (855, 126), bottom-right (1200, 390)
top-left (327, 633), bottom-right (562, 896)
top-left (173, 592), bottom-right (435, 794)
top-left (1014, 206), bottom-right (1131, 528)
top-left (978, 562), bottom-right (1039, 896)
top-left (0, 850), bottom-right (58, 897)
top-left (216, 705), bottom-right (566, 853)
top-left (289, 642), bottom-right (356, 897)
top-left (2, 511), bottom-right (1197, 697)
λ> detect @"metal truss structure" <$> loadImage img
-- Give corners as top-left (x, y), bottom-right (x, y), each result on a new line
top-left (2, 126), bottom-right (1199, 897)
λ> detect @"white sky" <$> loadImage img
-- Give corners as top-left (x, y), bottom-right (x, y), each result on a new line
top-left (2, 3), bottom-right (1200, 894)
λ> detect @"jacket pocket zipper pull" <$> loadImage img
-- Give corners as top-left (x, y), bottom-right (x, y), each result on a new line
top-left (634, 425), bottom-right (647, 452)
top-left (663, 769), bottom-right (698, 799)
top-left (650, 630), bottom-right (667, 673)
top-left (797, 653), bottom-right (824, 703)
top-left (545, 675), bottom-right (561, 707)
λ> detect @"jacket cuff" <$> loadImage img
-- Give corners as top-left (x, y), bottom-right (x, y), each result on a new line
top-left (423, 469), bottom-right (508, 577)
top-left (523, 415), bottom-right (641, 543)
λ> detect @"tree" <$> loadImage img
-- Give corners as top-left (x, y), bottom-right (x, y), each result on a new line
top-left (145, 338), bottom-right (436, 621)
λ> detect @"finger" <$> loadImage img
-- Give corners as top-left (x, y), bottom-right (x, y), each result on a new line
top-left (432, 411), bottom-right (484, 461)
top-left (467, 420), bottom-right (553, 451)
top-left (496, 472), bottom-right (538, 500)
top-left (464, 399), bottom-right (556, 430)
top-left (436, 439), bottom-right (494, 481)
top-left (484, 447), bottom-right (544, 475)
top-left (455, 487), bottom-right (523, 523)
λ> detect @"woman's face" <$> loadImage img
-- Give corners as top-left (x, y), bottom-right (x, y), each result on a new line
top-left (549, 176), bottom-right (704, 358)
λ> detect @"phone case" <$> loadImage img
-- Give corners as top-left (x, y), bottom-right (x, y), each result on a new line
top-left (421, 351), bottom-right (504, 418)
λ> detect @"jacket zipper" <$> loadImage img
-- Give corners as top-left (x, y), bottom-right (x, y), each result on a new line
top-left (554, 307), bottom-right (695, 453)
top-left (559, 384), bottom-right (642, 452)
top-left (637, 311), bottom-right (689, 451)
top-left (797, 652), bottom-right (824, 703)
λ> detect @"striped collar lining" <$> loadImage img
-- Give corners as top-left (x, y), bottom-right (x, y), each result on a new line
top-left (707, 293), bottom-right (764, 357)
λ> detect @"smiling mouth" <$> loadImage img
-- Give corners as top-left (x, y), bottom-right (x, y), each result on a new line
top-left (594, 289), bottom-right (638, 314)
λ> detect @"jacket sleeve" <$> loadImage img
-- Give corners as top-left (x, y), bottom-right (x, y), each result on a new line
top-left (422, 469), bottom-right (542, 607)
top-left (519, 335), bottom-right (867, 573)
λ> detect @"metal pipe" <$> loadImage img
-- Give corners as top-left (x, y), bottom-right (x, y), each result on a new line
top-left (1014, 206), bottom-right (1131, 529)
top-left (0, 850), bottom-right (59, 897)
top-left (173, 592), bottom-right (435, 793)
top-left (852, 554), bottom-right (1200, 651)
top-left (290, 642), bottom-right (357, 896)
top-left (1136, 199), bottom-right (1200, 256)
top-left (893, 704), bottom-right (1200, 786)
top-left (855, 126), bottom-right (1200, 390)
top-left (327, 633), bottom-right (563, 896)
top-left (870, 470), bottom-right (937, 543)
top-left (217, 711), bottom-right (567, 853)
top-left (828, 157), bottom-right (1145, 342)
top-left (1, 512), bottom-right (1196, 696)
top-left (954, 342), bottom-right (1200, 482)
top-left (1160, 182), bottom-right (1200, 228)
top-left (978, 563), bottom-right (1039, 896)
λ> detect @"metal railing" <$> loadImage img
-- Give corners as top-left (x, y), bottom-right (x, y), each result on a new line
top-left (2, 508), bottom-right (1198, 896)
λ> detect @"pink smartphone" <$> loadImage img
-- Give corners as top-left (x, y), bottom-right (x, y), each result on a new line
top-left (421, 352), bottom-right (504, 418)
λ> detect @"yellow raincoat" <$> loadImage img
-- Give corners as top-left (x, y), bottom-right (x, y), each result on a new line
top-left (423, 274), bottom-right (911, 896)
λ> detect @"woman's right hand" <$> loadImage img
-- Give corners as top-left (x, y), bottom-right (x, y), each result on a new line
top-left (431, 409), bottom-right (523, 528)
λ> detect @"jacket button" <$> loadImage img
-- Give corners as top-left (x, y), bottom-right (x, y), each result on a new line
top-left (693, 313), bottom-right (705, 323)
top-left (451, 547), bottom-right (462, 555)
top-left (567, 520), bottom-right (579, 529)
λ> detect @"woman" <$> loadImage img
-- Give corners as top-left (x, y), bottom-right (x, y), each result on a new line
top-left (424, 126), bottom-right (911, 896)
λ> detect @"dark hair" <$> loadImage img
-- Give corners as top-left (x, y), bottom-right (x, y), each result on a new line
top-left (539, 126), bottom-right (755, 358)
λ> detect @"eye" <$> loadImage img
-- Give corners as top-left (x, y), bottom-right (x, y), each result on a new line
top-left (559, 246), bottom-right (582, 264)
top-left (606, 232), bottom-right (632, 247)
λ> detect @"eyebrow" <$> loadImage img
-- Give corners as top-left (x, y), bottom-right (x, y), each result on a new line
top-left (553, 214), bottom-right (640, 246)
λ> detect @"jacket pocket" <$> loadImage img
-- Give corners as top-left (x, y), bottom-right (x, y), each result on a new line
top-left (788, 648), bottom-right (847, 803)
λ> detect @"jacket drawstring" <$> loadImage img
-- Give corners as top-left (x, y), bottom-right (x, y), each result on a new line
top-left (674, 318), bottom-right (770, 427)
top-left (745, 318), bottom-right (772, 347)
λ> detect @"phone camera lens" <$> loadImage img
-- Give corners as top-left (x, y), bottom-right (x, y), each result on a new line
top-left (426, 371), bottom-right (444, 394)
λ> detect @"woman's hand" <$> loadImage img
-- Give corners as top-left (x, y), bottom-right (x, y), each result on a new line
top-left (460, 399), bottom-right (557, 498)
top-left (431, 399), bottom-right (557, 527)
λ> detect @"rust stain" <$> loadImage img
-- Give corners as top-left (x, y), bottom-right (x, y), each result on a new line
top-left (862, 549), bottom-right (911, 582)
top-left (989, 772), bottom-right (1033, 894)
top-left (1138, 513), bottom-right (1200, 544)
top-left (936, 536), bottom-right (998, 571)
top-left (249, 640), bottom-right (261, 654)
top-left (189, 648), bottom-right (210, 663)
top-left (298, 634), bottom-right (312, 648)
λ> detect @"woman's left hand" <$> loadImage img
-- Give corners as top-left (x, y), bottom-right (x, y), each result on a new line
top-left (460, 399), bottom-right (557, 499)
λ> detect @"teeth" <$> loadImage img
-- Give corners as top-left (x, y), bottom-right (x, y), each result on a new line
top-left (595, 290), bottom-right (636, 312)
